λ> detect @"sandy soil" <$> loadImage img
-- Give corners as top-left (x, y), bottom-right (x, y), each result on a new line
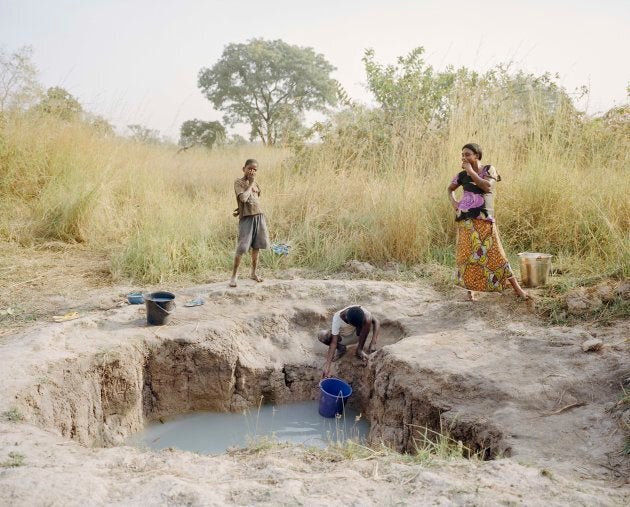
top-left (0, 277), bottom-right (628, 506)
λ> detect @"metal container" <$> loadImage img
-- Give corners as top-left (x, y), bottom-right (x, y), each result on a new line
top-left (517, 253), bottom-right (552, 288)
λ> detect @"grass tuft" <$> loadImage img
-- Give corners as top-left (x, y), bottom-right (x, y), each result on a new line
top-left (4, 407), bottom-right (23, 422)
top-left (1, 452), bottom-right (25, 468)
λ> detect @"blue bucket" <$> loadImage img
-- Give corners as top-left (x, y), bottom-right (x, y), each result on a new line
top-left (127, 292), bottom-right (144, 305)
top-left (318, 378), bottom-right (352, 418)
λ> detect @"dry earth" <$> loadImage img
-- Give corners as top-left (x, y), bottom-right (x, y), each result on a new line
top-left (0, 277), bottom-right (628, 506)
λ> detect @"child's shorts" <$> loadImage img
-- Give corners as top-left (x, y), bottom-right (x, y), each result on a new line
top-left (236, 214), bottom-right (269, 255)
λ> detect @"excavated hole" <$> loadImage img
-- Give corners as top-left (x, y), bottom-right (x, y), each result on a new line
top-left (16, 318), bottom-right (505, 459)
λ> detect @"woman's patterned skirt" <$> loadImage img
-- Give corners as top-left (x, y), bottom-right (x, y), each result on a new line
top-left (455, 218), bottom-right (514, 292)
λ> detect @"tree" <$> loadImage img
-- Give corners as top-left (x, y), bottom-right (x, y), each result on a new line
top-left (36, 86), bottom-right (82, 120)
top-left (227, 134), bottom-right (248, 146)
top-left (198, 38), bottom-right (337, 145)
top-left (363, 47), bottom-right (457, 127)
top-left (363, 47), bottom-right (576, 131)
top-left (127, 124), bottom-right (161, 144)
top-left (0, 45), bottom-right (43, 113)
top-left (179, 119), bottom-right (225, 149)
top-left (87, 114), bottom-right (115, 136)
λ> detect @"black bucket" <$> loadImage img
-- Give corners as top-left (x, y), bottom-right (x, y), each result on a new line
top-left (144, 291), bottom-right (176, 326)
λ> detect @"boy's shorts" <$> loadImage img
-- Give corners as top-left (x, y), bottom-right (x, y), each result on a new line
top-left (317, 329), bottom-right (359, 346)
top-left (236, 214), bottom-right (269, 255)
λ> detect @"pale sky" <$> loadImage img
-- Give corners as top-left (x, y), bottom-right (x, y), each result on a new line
top-left (1, 0), bottom-right (628, 140)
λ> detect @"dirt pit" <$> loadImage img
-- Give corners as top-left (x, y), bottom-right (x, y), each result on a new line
top-left (1, 279), bottom-right (628, 505)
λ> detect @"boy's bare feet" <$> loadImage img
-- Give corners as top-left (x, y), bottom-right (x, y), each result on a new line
top-left (229, 276), bottom-right (238, 287)
top-left (250, 273), bottom-right (263, 282)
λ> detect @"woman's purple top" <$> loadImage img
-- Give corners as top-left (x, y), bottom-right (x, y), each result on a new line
top-left (451, 165), bottom-right (496, 222)
top-left (456, 188), bottom-right (485, 211)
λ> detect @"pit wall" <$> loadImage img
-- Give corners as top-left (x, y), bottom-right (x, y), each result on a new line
top-left (142, 339), bottom-right (321, 418)
top-left (339, 351), bottom-right (510, 459)
top-left (16, 338), bottom-right (321, 448)
top-left (18, 345), bottom-right (147, 447)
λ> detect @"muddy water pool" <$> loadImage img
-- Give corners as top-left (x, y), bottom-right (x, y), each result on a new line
top-left (126, 401), bottom-right (369, 454)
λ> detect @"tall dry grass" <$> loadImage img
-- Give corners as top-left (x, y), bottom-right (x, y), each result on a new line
top-left (0, 113), bottom-right (286, 282)
top-left (281, 82), bottom-right (629, 280)
top-left (0, 85), bottom-right (628, 283)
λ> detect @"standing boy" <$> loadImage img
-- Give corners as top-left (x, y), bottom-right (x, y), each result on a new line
top-left (318, 305), bottom-right (380, 378)
top-left (230, 159), bottom-right (270, 287)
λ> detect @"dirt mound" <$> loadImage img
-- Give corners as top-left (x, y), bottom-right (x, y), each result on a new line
top-left (565, 280), bottom-right (629, 316)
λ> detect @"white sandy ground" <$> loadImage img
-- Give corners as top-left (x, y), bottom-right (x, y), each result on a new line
top-left (0, 278), bottom-right (628, 506)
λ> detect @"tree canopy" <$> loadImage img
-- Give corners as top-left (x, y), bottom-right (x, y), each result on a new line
top-left (179, 119), bottom-right (226, 149)
top-left (198, 38), bottom-right (337, 145)
top-left (0, 46), bottom-right (42, 113)
top-left (127, 124), bottom-right (161, 144)
top-left (363, 47), bottom-right (576, 128)
top-left (35, 86), bottom-right (82, 120)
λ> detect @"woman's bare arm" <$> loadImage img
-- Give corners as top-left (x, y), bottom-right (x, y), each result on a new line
top-left (464, 165), bottom-right (491, 192)
top-left (448, 181), bottom-right (460, 210)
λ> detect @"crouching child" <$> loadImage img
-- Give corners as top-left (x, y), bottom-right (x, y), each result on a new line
top-left (318, 305), bottom-right (380, 378)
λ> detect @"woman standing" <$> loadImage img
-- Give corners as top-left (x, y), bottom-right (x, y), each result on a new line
top-left (448, 143), bottom-right (528, 301)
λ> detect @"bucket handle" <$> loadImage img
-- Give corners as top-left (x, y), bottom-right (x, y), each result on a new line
top-left (336, 390), bottom-right (347, 414)
top-left (150, 301), bottom-right (176, 315)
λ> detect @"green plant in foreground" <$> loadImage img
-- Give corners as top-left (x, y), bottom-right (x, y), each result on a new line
top-left (1, 452), bottom-right (25, 467)
top-left (406, 423), bottom-right (481, 462)
top-left (315, 417), bottom-right (479, 465)
top-left (240, 435), bottom-right (284, 455)
top-left (317, 433), bottom-right (478, 466)
top-left (4, 407), bottom-right (23, 422)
